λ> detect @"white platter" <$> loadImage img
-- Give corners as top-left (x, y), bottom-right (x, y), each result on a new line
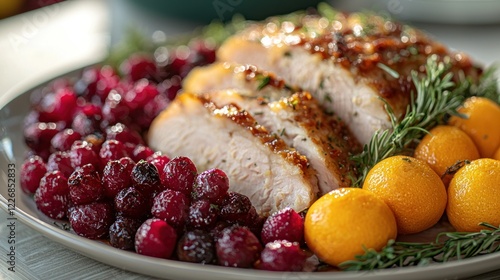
top-left (333, 0), bottom-right (500, 24)
top-left (1, 72), bottom-right (500, 280)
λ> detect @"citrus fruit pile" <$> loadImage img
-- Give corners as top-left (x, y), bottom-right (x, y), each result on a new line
top-left (304, 96), bottom-right (500, 267)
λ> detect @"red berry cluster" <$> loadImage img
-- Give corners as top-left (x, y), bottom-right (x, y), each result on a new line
top-left (20, 42), bottom-right (309, 271)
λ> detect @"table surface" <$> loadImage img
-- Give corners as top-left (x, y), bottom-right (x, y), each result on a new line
top-left (1, 1), bottom-right (500, 279)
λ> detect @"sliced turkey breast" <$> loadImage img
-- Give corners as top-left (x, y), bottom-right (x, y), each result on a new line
top-left (217, 12), bottom-right (481, 145)
top-left (183, 63), bottom-right (360, 194)
top-left (148, 92), bottom-right (318, 215)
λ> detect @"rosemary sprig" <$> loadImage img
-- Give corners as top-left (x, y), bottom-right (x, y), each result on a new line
top-left (340, 223), bottom-right (500, 271)
top-left (351, 56), bottom-right (465, 187)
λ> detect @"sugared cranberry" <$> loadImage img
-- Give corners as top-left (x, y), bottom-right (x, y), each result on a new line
top-left (105, 123), bottom-right (143, 145)
top-left (256, 240), bottom-right (307, 271)
top-left (124, 79), bottom-right (159, 110)
top-left (82, 132), bottom-right (105, 154)
top-left (69, 140), bottom-right (100, 170)
top-left (247, 206), bottom-right (265, 237)
top-left (220, 192), bottom-right (252, 225)
top-left (101, 90), bottom-right (130, 126)
top-left (74, 66), bottom-right (119, 102)
top-left (192, 168), bottom-right (229, 204)
top-left (115, 186), bottom-right (150, 219)
top-left (51, 129), bottom-right (82, 152)
top-left (142, 94), bottom-right (169, 122)
top-left (177, 230), bottom-right (215, 264)
top-left (34, 170), bottom-right (69, 219)
top-left (38, 88), bottom-right (77, 123)
top-left (187, 200), bottom-right (219, 230)
top-left (151, 189), bottom-right (189, 229)
top-left (131, 160), bottom-right (163, 196)
top-left (46, 151), bottom-right (73, 178)
top-left (158, 75), bottom-right (181, 100)
top-left (147, 153), bottom-right (170, 178)
top-left (161, 156), bottom-right (197, 196)
top-left (68, 164), bottom-right (103, 205)
top-left (169, 46), bottom-right (190, 76)
top-left (20, 155), bottom-right (47, 194)
top-left (132, 144), bottom-right (154, 162)
top-left (102, 157), bottom-right (135, 198)
top-left (24, 122), bottom-right (61, 153)
top-left (120, 55), bottom-right (158, 82)
top-left (216, 225), bottom-right (262, 268)
top-left (109, 216), bottom-right (142, 250)
top-left (69, 202), bottom-right (114, 239)
top-left (71, 111), bottom-right (102, 136)
top-left (99, 140), bottom-right (127, 165)
top-left (135, 218), bottom-right (177, 258)
top-left (261, 207), bottom-right (304, 245)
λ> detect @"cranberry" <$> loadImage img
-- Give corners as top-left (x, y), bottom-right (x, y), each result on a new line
top-left (161, 156), bottom-right (197, 196)
top-left (34, 171), bottom-right (69, 219)
top-left (78, 103), bottom-right (102, 117)
top-left (246, 206), bottom-right (265, 238)
top-left (99, 140), bottom-right (128, 165)
top-left (71, 111), bottom-right (102, 136)
top-left (147, 153), bottom-right (170, 177)
top-left (216, 225), bottom-right (262, 268)
top-left (51, 129), bottom-right (82, 152)
top-left (158, 75), bottom-right (182, 100)
top-left (74, 66), bottom-right (119, 102)
top-left (169, 46), bottom-right (190, 76)
top-left (132, 144), bottom-right (154, 162)
top-left (120, 55), bottom-right (158, 82)
top-left (151, 189), bottom-right (190, 229)
top-left (220, 192), bottom-right (252, 225)
top-left (192, 168), bottom-right (229, 204)
top-left (20, 155), bottom-right (47, 194)
top-left (135, 218), bottom-right (177, 258)
top-left (131, 160), bottom-right (163, 196)
top-left (95, 67), bottom-right (120, 101)
top-left (38, 88), bottom-right (77, 123)
top-left (69, 202), bottom-right (114, 239)
top-left (105, 123), bottom-right (143, 145)
top-left (46, 151), bottom-right (73, 178)
top-left (210, 220), bottom-right (231, 243)
top-left (102, 157), bottom-right (135, 198)
top-left (24, 122), bottom-right (61, 153)
top-left (102, 90), bottom-right (130, 126)
top-left (69, 140), bottom-right (100, 170)
top-left (187, 200), bottom-right (219, 230)
top-left (194, 40), bottom-right (216, 64)
top-left (143, 94), bottom-right (169, 121)
top-left (82, 133), bottom-right (105, 154)
top-left (115, 186), bottom-right (150, 219)
top-left (256, 240), bottom-right (307, 271)
top-left (109, 216), bottom-right (142, 250)
top-left (68, 164), bottom-right (103, 205)
top-left (261, 207), bottom-right (304, 244)
top-left (73, 67), bottom-right (99, 98)
top-left (177, 230), bottom-right (215, 264)
top-left (124, 79), bottom-right (159, 110)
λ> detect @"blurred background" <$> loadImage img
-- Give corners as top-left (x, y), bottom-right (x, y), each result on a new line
top-left (1, 0), bottom-right (500, 101)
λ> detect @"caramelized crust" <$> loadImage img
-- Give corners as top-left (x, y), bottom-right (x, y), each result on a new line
top-left (236, 11), bottom-right (482, 115)
top-left (198, 95), bottom-right (311, 173)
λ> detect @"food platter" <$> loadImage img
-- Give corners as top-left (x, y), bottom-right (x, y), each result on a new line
top-left (1, 68), bottom-right (500, 280)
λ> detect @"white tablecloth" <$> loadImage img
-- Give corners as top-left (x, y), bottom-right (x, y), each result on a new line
top-left (1, 1), bottom-right (500, 279)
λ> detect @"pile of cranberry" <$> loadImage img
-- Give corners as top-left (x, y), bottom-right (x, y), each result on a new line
top-left (19, 40), bottom-right (309, 271)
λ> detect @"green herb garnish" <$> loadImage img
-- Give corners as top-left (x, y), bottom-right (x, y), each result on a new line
top-left (340, 223), bottom-right (500, 271)
top-left (351, 56), bottom-right (499, 187)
